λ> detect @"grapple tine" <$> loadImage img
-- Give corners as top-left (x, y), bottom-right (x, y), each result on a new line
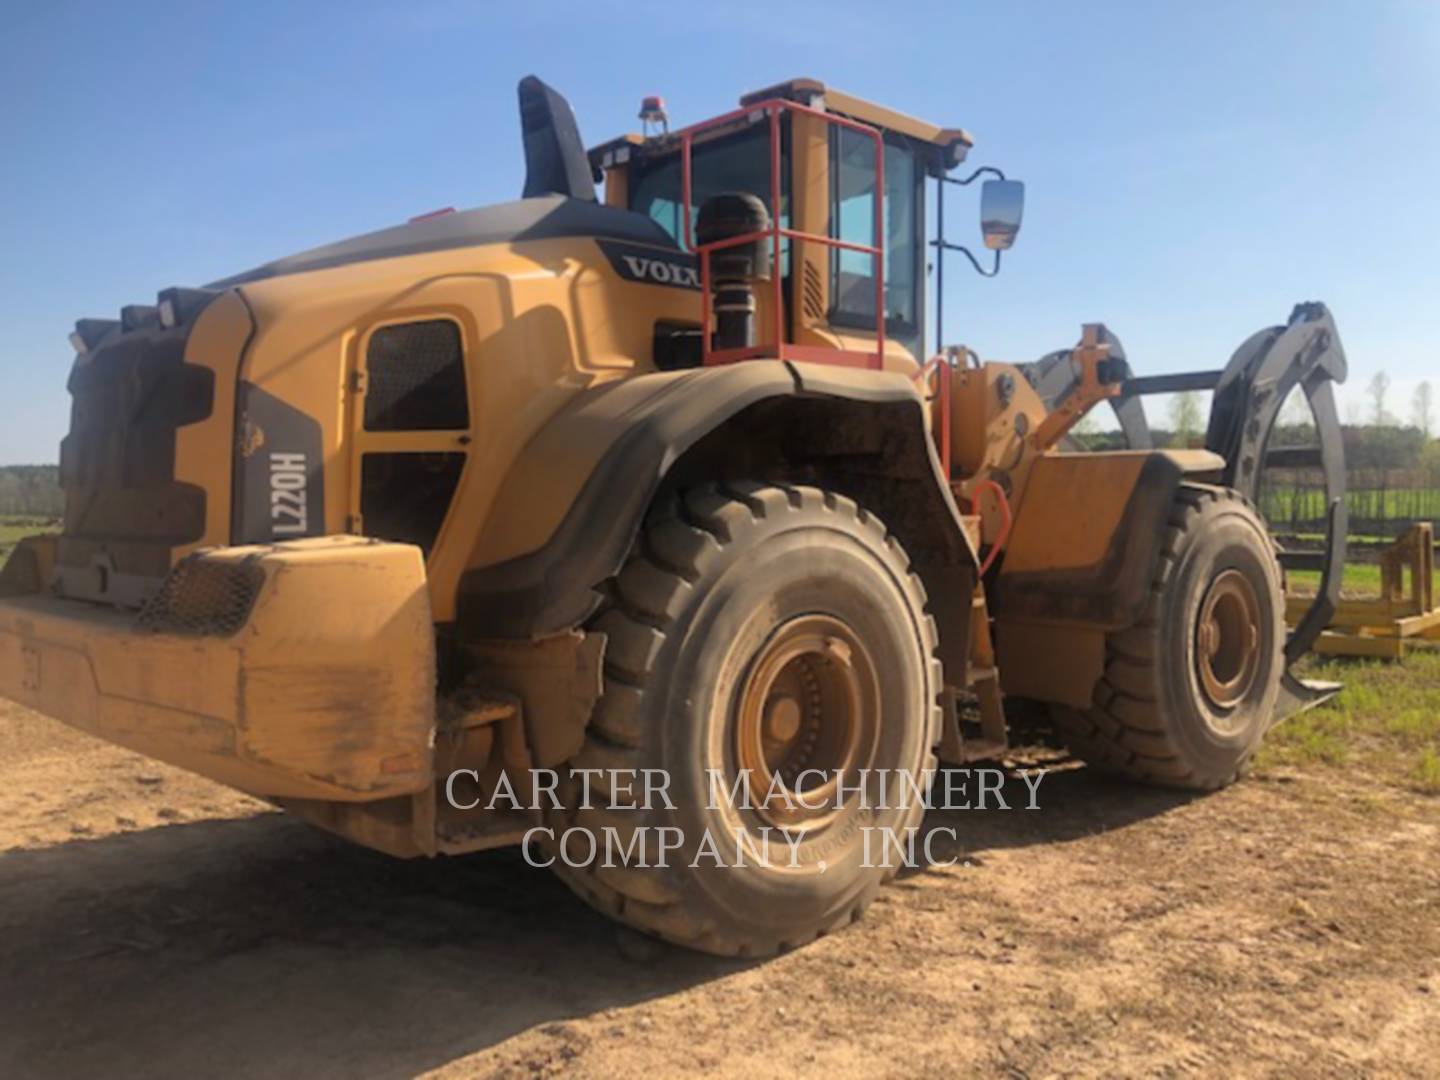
top-left (1203, 302), bottom-right (1349, 718)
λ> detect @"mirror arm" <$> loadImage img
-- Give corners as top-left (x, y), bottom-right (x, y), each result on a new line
top-left (932, 239), bottom-right (1002, 278)
top-left (942, 166), bottom-right (1007, 188)
top-left (932, 166), bottom-right (1011, 348)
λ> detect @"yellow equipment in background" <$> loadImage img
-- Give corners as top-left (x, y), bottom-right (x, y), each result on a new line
top-left (1290, 523), bottom-right (1439, 658)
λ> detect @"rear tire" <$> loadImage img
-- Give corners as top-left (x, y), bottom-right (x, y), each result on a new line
top-left (1050, 484), bottom-right (1284, 790)
top-left (547, 482), bottom-right (942, 956)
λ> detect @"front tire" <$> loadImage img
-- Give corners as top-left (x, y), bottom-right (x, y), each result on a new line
top-left (549, 482), bottom-right (942, 956)
top-left (1050, 484), bottom-right (1285, 790)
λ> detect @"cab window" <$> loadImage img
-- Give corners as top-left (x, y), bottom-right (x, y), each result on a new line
top-left (630, 124), bottom-right (791, 249)
top-left (829, 129), bottom-right (922, 353)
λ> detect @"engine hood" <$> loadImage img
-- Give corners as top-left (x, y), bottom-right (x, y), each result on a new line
top-left (209, 195), bottom-right (675, 288)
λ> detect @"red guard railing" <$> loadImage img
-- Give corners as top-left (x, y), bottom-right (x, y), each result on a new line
top-left (678, 98), bottom-right (886, 369)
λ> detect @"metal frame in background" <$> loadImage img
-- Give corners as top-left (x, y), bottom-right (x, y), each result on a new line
top-left (1289, 523), bottom-right (1439, 659)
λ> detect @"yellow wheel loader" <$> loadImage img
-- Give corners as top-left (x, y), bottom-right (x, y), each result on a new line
top-left (0, 76), bottom-right (1348, 956)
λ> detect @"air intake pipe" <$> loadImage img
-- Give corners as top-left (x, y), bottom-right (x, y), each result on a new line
top-left (694, 192), bottom-right (771, 350)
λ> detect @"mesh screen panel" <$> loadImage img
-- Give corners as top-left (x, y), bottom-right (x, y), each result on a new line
top-left (364, 320), bottom-right (469, 431)
top-left (360, 452), bottom-right (466, 555)
top-left (136, 555), bottom-right (266, 637)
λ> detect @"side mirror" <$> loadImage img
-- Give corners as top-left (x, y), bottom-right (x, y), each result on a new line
top-left (980, 179), bottom-right (1025, 251)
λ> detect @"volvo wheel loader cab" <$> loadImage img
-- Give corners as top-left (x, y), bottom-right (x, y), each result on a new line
top-left (0, 76), bottom-right (1348, 956)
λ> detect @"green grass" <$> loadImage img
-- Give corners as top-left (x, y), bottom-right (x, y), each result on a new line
top-left (1288, 559), bottom-right (1439, 601)
top-left (1262, 487), bottom-right (1440, 521)
top-left (1274, 555), bottom-right (1440, 792)
top-left (1414, 747), bottom-right (1440, 792)
top-left (1259, 651), bottom-right (1440, 794)
top-left (1287, 563), bottom-right (1389, 596)
top-left (0, 516), bottom-right (60, 563)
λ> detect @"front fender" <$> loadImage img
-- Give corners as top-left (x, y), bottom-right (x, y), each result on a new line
top-left (995, 449), bottom-right (1225, 630)
top-left (993, 449), bottom-right (1224, 709)
top-left (458, 361), bottom-right (975, 639)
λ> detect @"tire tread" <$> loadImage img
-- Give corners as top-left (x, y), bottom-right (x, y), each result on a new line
top-left (1049, 484), bottom-right (1280, 791)
top-left (554, 482), bottom-right (941, 955)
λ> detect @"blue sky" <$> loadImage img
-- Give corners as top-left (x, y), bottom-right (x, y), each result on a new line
top-left (2, 0), bottom-right (1437, 463)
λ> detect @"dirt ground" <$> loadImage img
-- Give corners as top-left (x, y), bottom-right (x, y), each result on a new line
top-left (0, 700), bottom-right (1436, 1079)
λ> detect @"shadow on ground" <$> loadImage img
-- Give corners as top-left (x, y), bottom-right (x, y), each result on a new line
top-left (0, 761), bottom-right (1192, 1077)
top-left (914, 761), bottom-right (1199, 868)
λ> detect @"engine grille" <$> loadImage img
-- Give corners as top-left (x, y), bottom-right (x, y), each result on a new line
top-left (364, 320), bottom-right (469, 431)
top-left (360, 452), bottom-right (466, 556)
top-left (57, 321), bottom-right (215, 596)
top-left (136, 554), bottom-right (266, 637)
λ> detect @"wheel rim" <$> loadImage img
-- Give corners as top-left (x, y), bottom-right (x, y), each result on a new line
top-left (1195, 569), bottom-right (1262, 713)
top-left (733, 614), bottom-right (879, 830)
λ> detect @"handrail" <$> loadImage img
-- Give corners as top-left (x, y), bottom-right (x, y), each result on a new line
top-left (679, 98), bottom-right (886, 369)
top-left (912, 354), bottom-right (952, 479)
top-left (973, 478), bottom-right (1013, 578)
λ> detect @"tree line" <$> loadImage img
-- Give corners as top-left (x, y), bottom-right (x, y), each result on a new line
top-left (0, 465), bottom-right (63, 518)
top-left (1170, 377), bottom-right (1438, 539)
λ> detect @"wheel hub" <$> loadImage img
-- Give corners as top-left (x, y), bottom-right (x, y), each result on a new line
top-left (1195, 569), bottom-right (1262, 711)
top-left (734, 615), bottom-right (879, 829)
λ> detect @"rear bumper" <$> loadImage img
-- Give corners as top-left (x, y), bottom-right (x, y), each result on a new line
top-left (0, 536), bottom-right (436, 802)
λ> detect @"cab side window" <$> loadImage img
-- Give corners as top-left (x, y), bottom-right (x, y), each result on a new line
top-left (828, 130), bottom-right (921, 353)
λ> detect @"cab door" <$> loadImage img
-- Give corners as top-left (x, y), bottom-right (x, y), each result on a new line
top-left (790, 117), bottom-right (926, 367)
top-left (345, 317), bottom-right (473, 564)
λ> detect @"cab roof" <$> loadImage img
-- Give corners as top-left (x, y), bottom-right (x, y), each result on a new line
top-left (588, 77), bottom-right (973, 176)
top-left (741, 78), bottom-right (972, 167)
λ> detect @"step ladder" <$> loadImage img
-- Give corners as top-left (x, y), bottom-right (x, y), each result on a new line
top-left (938, 585), bottom-right (1009, 764)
